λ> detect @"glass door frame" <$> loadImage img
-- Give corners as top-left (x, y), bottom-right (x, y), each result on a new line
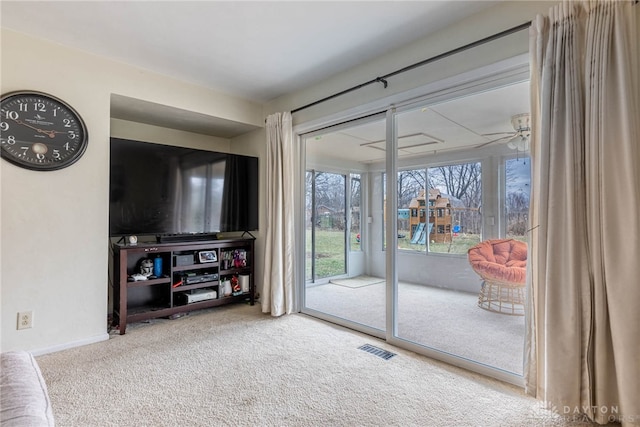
top-left (385, 104), bottom-right (524, 387)
top-left (295, 61), bottom-right (530, 387)
top-left (299, 112), bottom-right (388, 340)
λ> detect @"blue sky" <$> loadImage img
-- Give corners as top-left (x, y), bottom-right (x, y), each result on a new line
top-left (506, 158), bottom-right (531, 196)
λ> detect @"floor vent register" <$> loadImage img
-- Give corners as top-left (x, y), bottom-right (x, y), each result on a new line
top-left (358, 344), bottom-right (396, 360)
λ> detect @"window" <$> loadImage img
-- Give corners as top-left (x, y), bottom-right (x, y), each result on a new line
top-left (349, 173), bottom-right (362, 251)
top-left (397, 162), bottom-right (482, 254)
top-left (505, 157), bottom-right (531, 242)
top-left (305, 170), bottom-right (347, 281)
top-left (397, 168), bottom-right (425, 251)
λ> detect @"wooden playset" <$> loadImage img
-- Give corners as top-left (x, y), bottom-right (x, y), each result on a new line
top-left (408, 189), bottom-right (453, 244)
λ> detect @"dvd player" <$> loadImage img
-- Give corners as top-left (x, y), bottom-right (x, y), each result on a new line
top-left (184, 272), bottom-right (219, 285)
top-left (175, 288), bottom-right (217, 305)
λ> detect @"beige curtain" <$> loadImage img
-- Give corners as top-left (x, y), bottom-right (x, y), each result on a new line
top-left (262, 112), bottom-right (296, 316)
top-left (526, 1), bottom-right (639, 425)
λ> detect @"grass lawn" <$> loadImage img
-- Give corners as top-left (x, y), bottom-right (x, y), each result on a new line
top-left (305, 229), bottom-right (485, 280)
top-left (305, 228), bottom-right (529, 281)
top-left (305, 229), bottom-right (347, 280)
top-left (397, 232), bottom-right (481, 255)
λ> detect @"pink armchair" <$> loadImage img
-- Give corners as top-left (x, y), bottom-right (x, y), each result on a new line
top-left (467, 239), bottom-right (527, 315)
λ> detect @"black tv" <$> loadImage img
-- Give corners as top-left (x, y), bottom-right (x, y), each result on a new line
top-left (109, 138), bottom-right (258, 239)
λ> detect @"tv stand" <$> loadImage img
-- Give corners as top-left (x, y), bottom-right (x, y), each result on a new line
top-left (111, 237), bottom-right (255, 334)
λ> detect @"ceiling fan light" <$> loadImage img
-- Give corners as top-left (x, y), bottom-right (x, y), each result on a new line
top-left (507, 135), bottom-right (522, 150)
top-left (515, 136), bottom-right (529, 151)
top-left (506, 133), bottom-right (529, 151)
top-left (511, 113), bottom-right (531, 132)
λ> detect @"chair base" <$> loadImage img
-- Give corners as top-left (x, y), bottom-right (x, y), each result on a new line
top-left (477, 280), bottom-right (525, 316)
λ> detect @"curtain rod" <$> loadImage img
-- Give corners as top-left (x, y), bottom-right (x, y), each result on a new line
top-left (290, 21), bottom-right (532, 115)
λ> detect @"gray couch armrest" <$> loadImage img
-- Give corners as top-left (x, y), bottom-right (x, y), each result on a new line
top-left (1, 351), bottom-right (55, 427)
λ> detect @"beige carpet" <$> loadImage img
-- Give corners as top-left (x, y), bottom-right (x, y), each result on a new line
top-left (306, 281), bottom-right (525, 374)
top-left (36, 304), bottom-right (591, 427)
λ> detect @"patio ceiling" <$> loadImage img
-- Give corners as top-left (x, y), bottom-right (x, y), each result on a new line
top-left (306, 80), bottom-right (530, 164)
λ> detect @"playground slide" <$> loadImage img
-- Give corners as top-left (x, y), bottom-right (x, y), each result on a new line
top-left (411, 223), bottom-right (425, 244)
top-left (418, 223), bottom-right (434, 245)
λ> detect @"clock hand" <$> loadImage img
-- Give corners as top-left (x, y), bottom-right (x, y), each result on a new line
top-left (13, 119), bottom-right (43, 132)
top-left (13, 119), bottom-right (58, 138)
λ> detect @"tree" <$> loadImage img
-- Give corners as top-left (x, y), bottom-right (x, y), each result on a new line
top-left (306, 170), bottom-right (346, 229)
top-left (395, 163), bottom-right (482, 209)
top-left (429, 162), bottom-right (481, 208)
top-left (397, 169), bottom-right (425, 208)
top-left (505, 191), bottom-right (529, 236)
top-left (306, 171), bottom-right (346, 211)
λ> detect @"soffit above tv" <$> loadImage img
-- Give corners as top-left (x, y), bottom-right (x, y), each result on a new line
top-left (110, 94), bottom-right (261, 139)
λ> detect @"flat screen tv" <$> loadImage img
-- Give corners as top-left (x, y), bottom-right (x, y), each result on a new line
top-left (109, 138), bottom-right (258, 239)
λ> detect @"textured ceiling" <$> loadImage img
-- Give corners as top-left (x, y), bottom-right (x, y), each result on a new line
top-left (1, 1), bottom-right (500, 103)
top-left (3, 1), bottom-right (528, 145)
top-left (306, 80), bottom-right (531, 164)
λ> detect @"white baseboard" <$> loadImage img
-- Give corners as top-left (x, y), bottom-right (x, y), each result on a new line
top-left (30, 333), bottom-right (110, 356)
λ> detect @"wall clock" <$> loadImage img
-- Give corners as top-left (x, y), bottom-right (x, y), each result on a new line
top-left (1, 91), bottom-right (88, 171)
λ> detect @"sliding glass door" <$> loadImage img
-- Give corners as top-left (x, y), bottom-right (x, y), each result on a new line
top-left (300, 76), bottom-right (531, 384)
top-left (303, 114), bottom-right (387, 334)
top-left (389, 81), bottom-right (530, 381)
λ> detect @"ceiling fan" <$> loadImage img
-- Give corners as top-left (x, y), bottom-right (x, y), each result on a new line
top-left (476, 113), bottom-right (530, 150)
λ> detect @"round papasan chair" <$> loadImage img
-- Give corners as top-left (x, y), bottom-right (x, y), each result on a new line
top-left (467, 239), bottom-right (528, 316)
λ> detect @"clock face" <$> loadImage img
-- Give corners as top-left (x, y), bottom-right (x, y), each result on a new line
top-left (1, 91), bottom-right (88, 171)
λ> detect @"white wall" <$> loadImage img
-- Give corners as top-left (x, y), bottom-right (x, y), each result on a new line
top-left (110, 119), bottom-right (232, 152)
top-left (0, 29), bottom-right (263, 353)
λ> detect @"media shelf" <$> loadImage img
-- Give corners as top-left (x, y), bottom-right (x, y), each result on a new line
top-left (111, 238), bottom-right (255, 334)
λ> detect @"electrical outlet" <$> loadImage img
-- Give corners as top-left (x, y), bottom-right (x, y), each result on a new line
top-left (17, 311), bottom-right (33, 330)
